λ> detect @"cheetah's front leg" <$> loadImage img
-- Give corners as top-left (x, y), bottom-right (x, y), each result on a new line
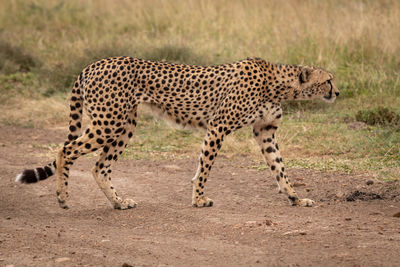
top-left (192, 127), bottom-right (224, 207)
top-left (253, 120), bottom-right (314, 207)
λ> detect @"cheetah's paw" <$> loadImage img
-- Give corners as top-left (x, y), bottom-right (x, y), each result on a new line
top-left (57, 191), bottom-right (69, 209)
top-left (192, 196), bottom-right (214, 207)
top-left (114, 199), bottom-right (138, 210)
top-left (58, 200), bottom-right (69, 209)
top-left (294, 198), bottom-right (314, 207)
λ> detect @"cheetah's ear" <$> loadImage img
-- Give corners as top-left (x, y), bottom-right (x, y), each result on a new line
top-left (299, 68), bottom-right (312, 84)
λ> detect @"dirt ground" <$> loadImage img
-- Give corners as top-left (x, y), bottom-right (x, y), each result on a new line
top-left (0, 125), bottom-right (399, 267)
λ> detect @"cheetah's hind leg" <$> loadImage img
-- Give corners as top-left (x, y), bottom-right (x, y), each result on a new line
top-left (91, 110), bottom-right (137, 209)
top-left (56, 128), bottom-right (104, 209)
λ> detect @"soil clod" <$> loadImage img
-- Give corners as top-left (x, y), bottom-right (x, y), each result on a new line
top-left (345, 190), bottom-right (382, 201)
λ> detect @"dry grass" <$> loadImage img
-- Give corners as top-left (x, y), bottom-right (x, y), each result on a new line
top-left (1, 1), bottom-right (399, 66)
top-left (1, 1), bottom-right (399, 104)
top-left (0, 96), bottom-right (67, 128)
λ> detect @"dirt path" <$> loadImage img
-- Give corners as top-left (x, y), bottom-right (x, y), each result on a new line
top-left (0, 126), bottom-right (399, 266)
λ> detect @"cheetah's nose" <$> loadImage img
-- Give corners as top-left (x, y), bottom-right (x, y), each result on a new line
top-left (335, 92), bottom-right (339, 97)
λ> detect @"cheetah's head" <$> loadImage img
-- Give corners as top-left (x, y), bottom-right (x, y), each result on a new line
top-left (295, 67), bottom-right (339, 103)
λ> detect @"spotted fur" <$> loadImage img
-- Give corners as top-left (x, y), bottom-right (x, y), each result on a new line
top-left (16, 57), bottom-right (339, 209)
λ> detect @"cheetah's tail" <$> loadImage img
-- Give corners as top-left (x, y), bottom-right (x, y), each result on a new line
top-left (15, 73), bottom-right (85, 184)
top-left (15, 160), bottom-right (57, 184)
top-left (66, 72), bottom-right (84, 142)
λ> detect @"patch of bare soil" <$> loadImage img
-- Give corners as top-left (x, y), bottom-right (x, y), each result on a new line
top-left (0, 126), bottom-right (399, 266)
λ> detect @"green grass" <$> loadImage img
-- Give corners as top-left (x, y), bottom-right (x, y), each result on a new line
top-left (355, 106), bottom-right (400, 127)
top-left (0, 0), bottom-right (399, 180)
top-left (0, 72), bottom-right (37, 103)
top-left (121, 109), bottom-right (204, 160)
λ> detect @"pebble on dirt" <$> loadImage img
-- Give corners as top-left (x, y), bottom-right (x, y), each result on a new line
top-left (293, 182), bottom-right (306, 187)
top-left (393, 212), bottom-right (400, 218)
top-left (55, 257), bottom-right (70, 263)
top-left (265, 219), bottom-right (273, 226)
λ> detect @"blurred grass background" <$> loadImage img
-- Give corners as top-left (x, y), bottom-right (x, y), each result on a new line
top-left (0, 0), bottom-right (399, 180)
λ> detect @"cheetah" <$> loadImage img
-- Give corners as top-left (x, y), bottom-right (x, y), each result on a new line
top-left (16, 57), bottom-right (339, 209)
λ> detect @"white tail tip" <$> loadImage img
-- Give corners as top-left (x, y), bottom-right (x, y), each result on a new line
top-left (15, 173), bottom-right (23, 183)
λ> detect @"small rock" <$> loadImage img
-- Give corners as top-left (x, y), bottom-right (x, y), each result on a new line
top-left (265, 219), bottom-right (272, 226)
top-left (293, 182), bottom-right (306, 187)
top-left (366, 180), bottom-right (374, 185)
top-left (6, 216), bottom-right (11, 220)
top-left (336, 192), bottom-right (344, 198)
top-left (122, 263), bottom-right (133, 267)
top-left (283, 230), bottom-right (306, 236)
top-left (393, 211), bottom-right (400, 218)
top-left (369, 212), bottom-right (382, 215)
top-left (162, 165), bottom-right (182, 172)
top-left (233, 223), bottom-right (242, 229)
top-left (244, 221), bottom-right (257, 227)
top-left (55, 257), bottom-right (70, 263)
top-left (345, 217), bottom-right (352, 221)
